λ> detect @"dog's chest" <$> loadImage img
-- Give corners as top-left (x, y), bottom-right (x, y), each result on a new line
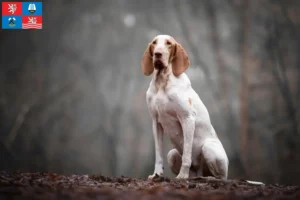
top-left (148, 90), bottom-right (182, 134)
top-left (149, 91), bottom-right (174, 119)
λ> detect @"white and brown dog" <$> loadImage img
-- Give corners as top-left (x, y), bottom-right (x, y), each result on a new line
top-left (141, 35), bottom-right (229, 179)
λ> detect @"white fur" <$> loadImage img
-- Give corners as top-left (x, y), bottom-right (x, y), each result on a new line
top-left (145, 35), bottom-right (229, 179)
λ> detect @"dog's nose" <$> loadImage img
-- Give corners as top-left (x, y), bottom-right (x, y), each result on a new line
top-left (154, 52), bottom-right (162, 58)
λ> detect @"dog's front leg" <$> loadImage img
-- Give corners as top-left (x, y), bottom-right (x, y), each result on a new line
top-left (176, 116), bottom-right (195, 179)
top-left (148, 120), bottom-right (164, 179)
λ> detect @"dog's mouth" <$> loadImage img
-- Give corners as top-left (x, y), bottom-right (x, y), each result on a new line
top-left (154, 60), bottom-right (166, 70)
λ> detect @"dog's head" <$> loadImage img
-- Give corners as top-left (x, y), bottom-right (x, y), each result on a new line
top-left (141, 35), bottom-right (190, 76)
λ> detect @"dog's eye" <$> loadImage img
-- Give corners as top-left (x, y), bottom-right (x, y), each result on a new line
top-left (166, 41), bottom-right (171, 45)
top-left (152, 40), bottom-right (157, 45)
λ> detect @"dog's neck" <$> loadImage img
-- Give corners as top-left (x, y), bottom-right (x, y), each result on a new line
top-left (152, 64), bottom-right (173, 91)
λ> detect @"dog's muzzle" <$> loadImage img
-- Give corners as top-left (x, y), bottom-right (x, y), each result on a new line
top-left (154, 59), bottom-right (165, 70)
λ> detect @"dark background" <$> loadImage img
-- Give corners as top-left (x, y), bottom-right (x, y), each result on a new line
top-left (0, 0), bottom-right (300, 185)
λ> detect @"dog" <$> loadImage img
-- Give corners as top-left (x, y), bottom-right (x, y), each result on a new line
top-left (141, 35), bottom-right (229, 179)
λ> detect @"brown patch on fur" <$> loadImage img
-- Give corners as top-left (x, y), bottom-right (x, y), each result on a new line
top-left (188, 98), bottom-right (192, 105)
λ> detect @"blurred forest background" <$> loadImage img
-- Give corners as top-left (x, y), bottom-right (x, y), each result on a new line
top-left (0, 0), bottom-right (300, 185)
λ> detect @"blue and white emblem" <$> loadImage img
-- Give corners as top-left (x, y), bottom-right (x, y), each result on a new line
top-left (28, 3), bottom-right (36, 14)
top-left (8, 17), bottom-right (16, 27)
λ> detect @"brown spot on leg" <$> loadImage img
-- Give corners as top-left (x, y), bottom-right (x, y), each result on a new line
top-left (188, 98), bottom-right (192, 105)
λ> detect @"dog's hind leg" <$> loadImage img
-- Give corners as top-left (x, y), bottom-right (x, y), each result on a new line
top-left (201, 141), bottom-right (229, 179)
top-left (167, 149), bottom-right (181, 175)
top-left (167, 149), bottom-right (197, 178)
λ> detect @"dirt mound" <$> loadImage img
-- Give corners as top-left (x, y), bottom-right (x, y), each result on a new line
top-left (0, 171), bottom-right (299, 199)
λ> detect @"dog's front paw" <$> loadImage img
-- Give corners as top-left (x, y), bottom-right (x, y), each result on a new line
top-left (148, 172), bottom-right (163, 180)
top-left (175, 173), bottom-right (189, 179)
top-left (148, 164), bottom-right (164, 179)
top-left (176, 165), bottom-right (190, 179)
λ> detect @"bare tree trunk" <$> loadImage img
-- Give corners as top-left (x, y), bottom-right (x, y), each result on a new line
top-left (266, 3), bottom-right (299, 139)
top-left (239, 0), bottom-right (250, 178)
top-left (205, 0), bottom-right (228, 111)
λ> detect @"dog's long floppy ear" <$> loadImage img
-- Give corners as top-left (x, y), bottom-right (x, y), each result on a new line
top-left (172, 42), bottom-right (190, 76)
top-left (141, 43), bottom-right (154, 76)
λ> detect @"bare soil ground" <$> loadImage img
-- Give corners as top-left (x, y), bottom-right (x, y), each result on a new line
top-left (0, 171), bottom-right (299, 200)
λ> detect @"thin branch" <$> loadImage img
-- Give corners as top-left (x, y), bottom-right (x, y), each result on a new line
top-left (276, 0), bottom-right (299, 39)
top-left (275, 0), bottom-right (300, 106)
top-left (5, 100), bottom-right (36, 150)
top-left (172, 2), bottom-right (213, 83)
top-left (239, 0), bottom-right (250, 178)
